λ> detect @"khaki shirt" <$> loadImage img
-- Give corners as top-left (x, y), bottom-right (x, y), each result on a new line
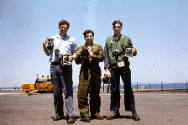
top-left (75, 44), bottom-right (104, 82)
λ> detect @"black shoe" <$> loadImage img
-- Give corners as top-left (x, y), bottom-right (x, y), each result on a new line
top-left (51, 114), bottom-right (64, 121)
top-left (132, 111), bottom-right (140, 121)
top-left (91, 114), bottom-right (103, 120)
top-left (106, 111), bottom-right (120, 120)
top-left (80, 116), bottom-right (90, 122)
top-left (67, 117), bottom-right (75, 124)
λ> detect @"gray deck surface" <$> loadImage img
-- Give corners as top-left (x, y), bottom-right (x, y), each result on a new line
top-left (0, 90), bottom-right (188, 125)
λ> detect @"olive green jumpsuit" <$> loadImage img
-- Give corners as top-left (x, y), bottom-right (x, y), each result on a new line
top-left (75, 44), bottom-right (104, 117)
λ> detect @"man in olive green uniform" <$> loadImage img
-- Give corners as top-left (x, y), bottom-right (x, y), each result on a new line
top-left (75, 30), bottom-right (104, 122)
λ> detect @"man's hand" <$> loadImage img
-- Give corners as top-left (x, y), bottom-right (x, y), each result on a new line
top-left (43, 39), bottom-right (51, 56)
top-left (43, 39), bottom-right (48, 46)
top-left (88, 52), bottom-right (94, 62)
top-left (70, 53), bottom-right (77, 62)
top-left (76, 50), bottom-right (81, 56)
top-left (89, 51), bottom-right (94, 58)
top-left (132, 47), bottom-right (137, 56)
top-left (105, 69), bottom-right (111, 78)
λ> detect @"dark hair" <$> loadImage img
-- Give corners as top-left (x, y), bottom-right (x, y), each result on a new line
top-left (83, 29), bottom-right (94, 37)
top-left (112, 20), bottom-right (123, 27)
top-left (58, 19), bottom-right (70, 29)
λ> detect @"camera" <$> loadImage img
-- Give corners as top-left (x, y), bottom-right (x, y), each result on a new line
top-left (125, 48), bottom-right (134, 57)
top-left (46, 38), bottom-right (54, 49)
top-left (112, 49), bottom-right (123, 60)
top-left (122, 46), bottom-right (136, 57)
top-left (60, 55), bottom-right (72, 66)
top-left (112, 47), bottom-right (136, 60)
top-left (79, 48), bottom-right (89, 62)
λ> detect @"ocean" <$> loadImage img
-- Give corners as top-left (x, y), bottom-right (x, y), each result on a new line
top-left (132, 83), bottom-right (188, 89)
top-left (0, 83), bottom-right (188, 90)
top-left (105, 83), bottom-right (188, 90)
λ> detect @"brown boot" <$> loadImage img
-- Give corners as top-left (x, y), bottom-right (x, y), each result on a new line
top-left (80, 115), bottom-right (90, 122)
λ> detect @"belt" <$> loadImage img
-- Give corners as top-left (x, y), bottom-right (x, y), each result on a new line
top-left (51, 62), bottom-right (60, 65)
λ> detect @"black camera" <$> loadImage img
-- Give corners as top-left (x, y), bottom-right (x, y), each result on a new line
top-left (79, 48), bottom-right (89, 62)
top-left (46, 38), bottom-right (54, 49)
top-left (112, 49), bottom-right (123, 60)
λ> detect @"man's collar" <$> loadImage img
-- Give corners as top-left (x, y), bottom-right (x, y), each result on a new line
top-left (113, 34), bottom-right (122, 42)
top-left (57, 34), bottom-right (68, 39)
top-left (85, 42), bottom-right (93, 47)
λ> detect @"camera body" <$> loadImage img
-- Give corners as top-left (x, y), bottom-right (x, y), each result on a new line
top-left (79, 48), bottom-right (89, 62)
top-left (112, 49), bottom-right (123, 60)
top-left (112, 47), bottom-right (136, 60)
top-left (122, 46), bottom-right (136, 57)
top-left (60, 55), bottom-right (72, 66)
top-left (46, 38), bottom-right (54, 49)
top-left (125, 48), bottom-right (134, 57)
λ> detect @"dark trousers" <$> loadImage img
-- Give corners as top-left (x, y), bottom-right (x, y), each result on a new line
top-left (110, 66), bottom-right (136, 112)
top-left (50, 64), bottom-right (74, 117)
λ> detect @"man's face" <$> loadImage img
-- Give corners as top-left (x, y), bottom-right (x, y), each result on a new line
top-left (84, 33), bottom-right (94, 43)
top-left (113, 23), bottom-right (122, 34)
top-left (59, 24), bottom-right (68, 36)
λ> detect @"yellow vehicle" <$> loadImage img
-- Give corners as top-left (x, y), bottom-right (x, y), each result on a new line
top-left (35, 82), bottom-right (53, 93)
top-left (21, 83), bottom-right (36, 92)
top-left (21, 82), bottom-right (53, 93)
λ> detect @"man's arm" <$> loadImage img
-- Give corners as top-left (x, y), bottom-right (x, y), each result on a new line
top-left (43, 39), bottom-right (51, 56)
top-left (90, 45), bottom-right (104, 62)
top-left (70, 39), bottom-right (77, 61)
top-left (104, 43), bottom-right (110, 69)
top-left (74, 46), bottom-right (83, 64)
top-left (127, 38), bottom-right (137, 56)
top-left (104, 42), bottom-right (111, 78)
top-left (71, 39), bottom-right (77, 55)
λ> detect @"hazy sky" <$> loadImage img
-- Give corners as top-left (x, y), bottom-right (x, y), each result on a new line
top-left (0, 0), bottom-right (188, 87)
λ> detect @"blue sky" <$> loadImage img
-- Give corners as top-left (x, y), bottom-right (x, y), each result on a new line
top-left (0, 0), bottom-right (188, 87)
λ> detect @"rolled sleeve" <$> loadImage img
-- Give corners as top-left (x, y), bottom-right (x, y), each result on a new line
top-left (71, 40), bottom-right (77, 54)
top-left (128, 38), bottom-right (133, 47)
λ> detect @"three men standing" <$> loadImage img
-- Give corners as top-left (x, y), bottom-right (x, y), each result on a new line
top-left (104, 20), bottom-right (140, 121)
top-left (43, 19), bottom-right (139, 123)
top-left (43, 19), bottom-right (77, 124)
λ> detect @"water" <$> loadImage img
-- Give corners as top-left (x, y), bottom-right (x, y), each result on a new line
top-left (130, 83), bottom-right (188, 90)
top-left (111, 83), bottom-right (188, 90)
top-left (0, 86), bottom-right (21, 90)
top-left (0, 83), bottom-right (187, 90)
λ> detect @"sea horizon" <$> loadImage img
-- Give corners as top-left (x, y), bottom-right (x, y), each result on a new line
top-left (0, 82), bottom-right (187, 90)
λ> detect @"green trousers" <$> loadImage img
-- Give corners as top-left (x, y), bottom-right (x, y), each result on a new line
top-left (77, 69), bottom-right (101, 116)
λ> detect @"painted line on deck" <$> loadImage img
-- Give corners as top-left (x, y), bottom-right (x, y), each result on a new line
top-left (76, 93), bottom-right (188, 96)
top-left (0, 93), bottom-right (25, 95)
top-left (1, 93), bottom-right (187, 96)
top-left (133, 93), bottom-right (188, 96)
top-left (99, 93), bottom-right (188, 96)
